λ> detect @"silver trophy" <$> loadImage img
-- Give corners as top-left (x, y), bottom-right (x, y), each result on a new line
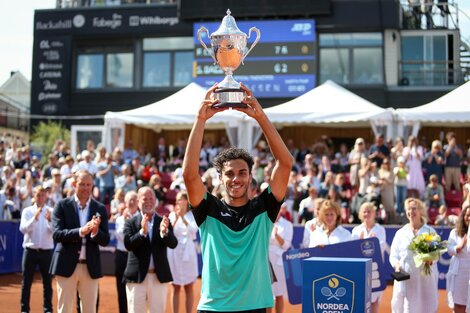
top-left (197, 9), bottom-right (261, 108)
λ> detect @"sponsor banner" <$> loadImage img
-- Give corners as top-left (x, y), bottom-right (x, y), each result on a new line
top-left (0, 221), bottom-right (23, 274)
top-left (34, 5), bottom-right (190, 35)
top-left (0, 221), bottom-right (452, 293)
top-left (286, 225), bottom-right (452, 305)
top-left (283, 238), bottom-right (385, 305)
top-left (31, 36), bottom-right (71, 115)
top-left (99, 221), bottom-right (116, 252)
top-left (303, 258), bottom-right (371, 313)
top-left (0, 221), bottom-right (116, 274)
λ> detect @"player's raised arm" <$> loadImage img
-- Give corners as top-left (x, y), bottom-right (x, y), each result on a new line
top-left (183, 84), bottom-right (227, 207)
top-left (236, 84), bottom-right (294, 201)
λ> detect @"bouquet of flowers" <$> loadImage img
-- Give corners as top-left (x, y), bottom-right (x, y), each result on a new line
top-left (408, 232), bottom-right (447, 275)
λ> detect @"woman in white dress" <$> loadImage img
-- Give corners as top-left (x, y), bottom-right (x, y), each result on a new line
top-left (167, 191), bottom-right (199, 313)
top-left (308, 199), bottom-right (351, 248)
top-left (446, 204), bottom-right (470, 313)
top-left (389, 198), bottom-right (438, 313)
top-left (348, 137), bottom-right (367, 193)
top-left (402, 136), bottom-right (425, 198)
top-left (268, 210), bottom-right (294, 313)
top-left (378, 158), bottom-right (396, 224)
top-left (351, 202), bottom-right (386, 313)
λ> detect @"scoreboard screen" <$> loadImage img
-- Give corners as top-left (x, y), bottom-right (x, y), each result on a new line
top-left (193, 19), bottom-right (316, 98)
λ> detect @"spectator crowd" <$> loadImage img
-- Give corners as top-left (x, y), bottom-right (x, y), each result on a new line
top-left (2, 129), bottom-right (470, 313)
top-left (1, 131), bottom-right (470, 225)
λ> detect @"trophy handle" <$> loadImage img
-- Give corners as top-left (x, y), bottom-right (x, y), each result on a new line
top-left (242, 27), bottom-right (261, 65)
top-left (197, 27), bottom-right (217, 64)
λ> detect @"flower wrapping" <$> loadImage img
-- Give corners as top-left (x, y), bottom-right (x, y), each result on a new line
top-left (408, 232), bottom-right (447, 275)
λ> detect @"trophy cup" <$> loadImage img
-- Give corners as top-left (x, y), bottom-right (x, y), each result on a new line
top-left (197, 9), bottom-right (260, 108)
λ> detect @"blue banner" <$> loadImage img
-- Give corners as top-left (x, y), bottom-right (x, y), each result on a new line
top-left (100, 221), bottom-right (116, 252)
top-left (0, 221), bottom-right (23, 274)
top-left (0, 221), bottom-right (453, 294)
top-left (286, 225), bottom-right (452, 305)
top-left (283, 238), bottom-right (386, 305)
top-left (303, 257), bottom-right (371, 313)
top-left (193, 19), bottom-right (316, 98)
top-left (194, 74), bottom-right (316, 98)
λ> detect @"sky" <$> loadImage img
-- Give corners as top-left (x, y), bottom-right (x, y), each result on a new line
top-left (0, 0), bottom-right (469, 85)
top-left (0, 0), bottom-right (56, 84)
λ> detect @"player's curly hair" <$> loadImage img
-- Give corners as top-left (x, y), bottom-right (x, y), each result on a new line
top-left (212, 147), bottom-right (254, 175)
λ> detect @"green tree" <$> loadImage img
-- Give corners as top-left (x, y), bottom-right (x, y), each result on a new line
top-left (30, 121), bottom-right (70, 164)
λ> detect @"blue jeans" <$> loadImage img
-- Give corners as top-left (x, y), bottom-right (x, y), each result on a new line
top-left (99, 186), bottom-right (115, 204)
top-left (395, 185), bottom-right (407, 215)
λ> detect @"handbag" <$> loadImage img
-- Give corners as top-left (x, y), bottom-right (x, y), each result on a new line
top-left (391, 270), bottom-right (410, 281)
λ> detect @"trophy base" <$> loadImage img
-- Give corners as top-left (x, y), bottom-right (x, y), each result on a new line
top-left (213, 88), bottom-right (247, 108)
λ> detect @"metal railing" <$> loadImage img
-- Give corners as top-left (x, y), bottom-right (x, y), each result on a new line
top-left (401, 1), bottom-right (459, 30)
top-left (398, 59), bottom-right (463, 86)
top-left (56, 0), bottom-right (175, 8)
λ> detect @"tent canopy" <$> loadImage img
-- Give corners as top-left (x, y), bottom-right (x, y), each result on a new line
top-left (396, 81), bottom-right (470, 126)
top-left (104, 82), bottom-right (244, 130)
top-left (264, 80), bottom-right (393, 127)
top-left (103, 83), bottom-right (250, 151)
top-left (103, 81), bottom-right (396, 151)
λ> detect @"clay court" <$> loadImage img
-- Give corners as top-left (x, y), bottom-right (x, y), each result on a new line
top-left (0, 273), bottom-right (451, 312)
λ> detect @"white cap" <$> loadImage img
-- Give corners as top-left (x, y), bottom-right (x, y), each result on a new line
top-left (43, 180), bottom-right (53, 189)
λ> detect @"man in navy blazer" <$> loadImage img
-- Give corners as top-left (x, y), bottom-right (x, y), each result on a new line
top-left (123, 186), bottom-right (177, 313)
top-left (50, 170), bottom-right (110, 313)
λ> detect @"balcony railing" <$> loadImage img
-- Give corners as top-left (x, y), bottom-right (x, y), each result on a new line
top-left (401, 1), bottom-right (459, 30)
top-left (56, 0), bottom-right (175, 8)
top-left (398, 60), bottom-right (463, 86)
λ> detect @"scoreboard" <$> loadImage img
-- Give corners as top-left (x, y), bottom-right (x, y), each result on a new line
top-left (193, 19), bottom-right (316, 98)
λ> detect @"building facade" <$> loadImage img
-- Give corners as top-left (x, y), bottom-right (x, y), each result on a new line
top-left (0, 71), bottom-right (30, 143)
top-left (31, 0), bottom-right (468, 150)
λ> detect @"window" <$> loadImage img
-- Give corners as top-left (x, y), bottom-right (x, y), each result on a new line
top-left (400, 35), bottom-right (448, 86)
top-left (173, 51), bottom-right (193, 86)
top-left (76, 54), bottom-right (104, 89)
top-left (75, 37), bottom-right (193, 90)
top-left (76, 48), bottom-right (134, 90)
top-left (143, 52), bottom-right (171, 87)
top-left (107, 53), bottom-right (134, 88)
top-left (319, 33), bottom-right (383, 85)
top-left (142, 37), bottom-right (193, 88)
top-left (320, 49), bottom-right (349, 83)
top-left (353, 48), bottom-right (383, 84)
top-left (70, 125), bottom-right (103, 158)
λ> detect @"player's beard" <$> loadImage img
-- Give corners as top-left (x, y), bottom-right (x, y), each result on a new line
top-left (226, 183), bottom-right (248, 200)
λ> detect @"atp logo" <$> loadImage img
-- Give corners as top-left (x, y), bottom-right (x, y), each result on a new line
top-left (360, 240), bottom-right (375, 257)
top-left (290, 23), bottom-right (312, 35)
top-left (312, 274), bottom-right (354, 313)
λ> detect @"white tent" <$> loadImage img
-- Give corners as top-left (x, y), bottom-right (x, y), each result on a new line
top-left (396, 81), bottom-right (470, 137)
top-left (263, 80), bottom-right (394, 138)
top-left (103, 83), bottom-right (248, 150)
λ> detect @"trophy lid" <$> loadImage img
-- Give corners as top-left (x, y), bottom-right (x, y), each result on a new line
top-left (211, 9), bottom-right (246, 37)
